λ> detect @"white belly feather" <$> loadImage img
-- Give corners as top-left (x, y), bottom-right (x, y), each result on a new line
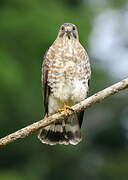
top-left (48, 60), bottom-right (88, 115)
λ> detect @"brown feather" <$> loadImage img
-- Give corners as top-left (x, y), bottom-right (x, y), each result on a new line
top-left (42, 52), bottom-right (51, 114)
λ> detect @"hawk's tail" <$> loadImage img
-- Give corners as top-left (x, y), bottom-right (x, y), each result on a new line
top-left (38, 114), bottom-right (82, 145)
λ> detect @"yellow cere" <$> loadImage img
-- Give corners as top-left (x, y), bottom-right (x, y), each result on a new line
top-left (66, 26), bottom-right (72, 31)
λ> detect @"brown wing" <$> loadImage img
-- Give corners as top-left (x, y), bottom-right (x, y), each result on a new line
top-left (78, 50), bottom-right (91, 128)
top-left (77, 111), bottom-right (84, 128)
top-left (42, 51), bottom-right (51, 114)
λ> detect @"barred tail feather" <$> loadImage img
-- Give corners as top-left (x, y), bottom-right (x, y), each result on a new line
top-left (38, 114), bottom-right (82, 145)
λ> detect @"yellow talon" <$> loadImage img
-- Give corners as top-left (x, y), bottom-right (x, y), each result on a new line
top-left (58, 104), bottom-right (72, 114)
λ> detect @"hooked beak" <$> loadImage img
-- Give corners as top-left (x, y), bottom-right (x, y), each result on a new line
top-left (65, 25), bottom-right (72, 33)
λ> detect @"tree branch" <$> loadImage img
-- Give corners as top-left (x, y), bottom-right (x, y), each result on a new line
top-left (0, 78), bottom-right (128, 147)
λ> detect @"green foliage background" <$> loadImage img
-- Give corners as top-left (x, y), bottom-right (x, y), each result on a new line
top-left (0, 0), bottom-right (128, 180)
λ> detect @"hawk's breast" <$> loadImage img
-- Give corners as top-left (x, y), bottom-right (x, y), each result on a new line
top-left (48, 38), bottom-right (89, 104)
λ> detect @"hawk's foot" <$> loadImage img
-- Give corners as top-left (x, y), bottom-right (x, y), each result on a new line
top-left (58, 104), bottom-right (73, 115)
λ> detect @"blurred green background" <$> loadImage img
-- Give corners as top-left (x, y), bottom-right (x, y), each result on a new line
top-left (0, 0), bottom-right (128, 180)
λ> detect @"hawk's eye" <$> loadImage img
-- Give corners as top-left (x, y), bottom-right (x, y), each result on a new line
top-left (73, 26), bottom-right (76, 30)
top-left (61, 26), bottom-right (64, 31)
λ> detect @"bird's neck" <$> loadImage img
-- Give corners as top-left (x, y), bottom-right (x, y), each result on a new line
top-left (55, 36), bottom-right (78, 47)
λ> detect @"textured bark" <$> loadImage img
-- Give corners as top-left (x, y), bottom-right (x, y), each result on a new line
top-left (0, 78), bottom-right (128, 147)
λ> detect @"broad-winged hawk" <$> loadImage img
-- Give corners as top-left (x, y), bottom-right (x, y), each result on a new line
top-left (38, 23), bottom-right (91, 145)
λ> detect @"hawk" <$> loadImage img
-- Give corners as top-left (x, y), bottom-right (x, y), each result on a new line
top-left (38, 23), bottom-right (91, 145)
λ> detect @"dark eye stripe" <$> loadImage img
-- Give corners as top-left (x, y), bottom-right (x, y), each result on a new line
top-left (73, 32), bottom-right (77, 38)
top-left (59, 32), bottom-right (65, 38)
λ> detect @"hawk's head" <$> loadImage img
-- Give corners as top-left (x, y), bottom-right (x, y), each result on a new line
top-left (58, 23), bottom-right (79, 40)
